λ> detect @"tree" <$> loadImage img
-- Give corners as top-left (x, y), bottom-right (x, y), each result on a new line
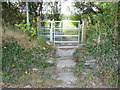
top-left (70, 2), bottom-right (118, 44)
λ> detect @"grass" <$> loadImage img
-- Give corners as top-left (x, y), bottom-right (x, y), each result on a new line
top-left (3, 27), bottom-right (37, 49)
top-left (62, 21), bottom-right (79, 35)
top-left (55, 80), bottom-right (62, 84)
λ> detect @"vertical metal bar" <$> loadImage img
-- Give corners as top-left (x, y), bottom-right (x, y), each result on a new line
top-left (60, 21), bottom-right (62, 41)
top-left (26, 2), bottom-right (29, 30)
top-left (81, 20), bottom-right (84, 43)
top-left (61, 21), bottom-right (63, 41)
top-left (54, 22), bottom-right (55, 45)
top-left (78, 21), bottom-right (80, 46)
top-left (50, 21), bottom-right (53, 41)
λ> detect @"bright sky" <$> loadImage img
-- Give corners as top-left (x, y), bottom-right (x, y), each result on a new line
top-left (61, 0), bottom-right (73, 15)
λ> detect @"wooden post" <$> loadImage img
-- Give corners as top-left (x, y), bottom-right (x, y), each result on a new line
top-left (37, 16), bottom-right (41, 39)
top-left (37, 16), bottom-right (41, 26)
top-left (83, 19), bottom-right (87, 43)
top-left (81, 19), bottom-right (87, 44)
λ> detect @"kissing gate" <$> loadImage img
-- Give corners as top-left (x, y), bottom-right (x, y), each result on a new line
top-left (37, 20), bottom-right (85, 48)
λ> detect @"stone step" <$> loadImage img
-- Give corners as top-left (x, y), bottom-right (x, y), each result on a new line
top-left (55, 68), bottom-right (73, 73)
top-left (56, 72), bottom-right (77, 83)
top-left (57, 60), bottom-right (76, 68)
top-left (56, 49), bottom-right (76, 57)
top-left (56, 82), bottom-right (77, 88)
top-left (57, 56), bottom-right (73, 60)
top-left (86, 59), bottom-right (96, 63)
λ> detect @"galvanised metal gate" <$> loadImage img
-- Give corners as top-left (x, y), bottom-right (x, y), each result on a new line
top-left (37, 20), bottom-right (84, 48)
top-left (37, 20), bottom-right (53, 41)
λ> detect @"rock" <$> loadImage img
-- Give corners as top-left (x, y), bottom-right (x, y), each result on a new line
top-left (25, 85), bottom-right (31, 88)
top-left (67, 81), bottom-right (72, 84)
top-left (32, 68), bottom-right (38, 71)
top-left (86, 56), bottom-right (94, 60)
top-left (47, 58), bottom-right (55, 64)
top-left (86, 59), bottom-right (96, 63)
top-left (85, 58), bottom-right (96, 68)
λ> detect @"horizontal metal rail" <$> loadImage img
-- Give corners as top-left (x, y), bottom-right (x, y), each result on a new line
top-left (40, 32), bottom-right (62, 34)
top-left (40, 32), bottom-right (50, 33)
top-left (40, 27), bottom-right (51, 28)
top-left (39, 21), bottom-right (81, 23)
top-left (39, 27), bottom-right (51, 30)
top-left (54, 28), bottom-right (80, 30)
top-left (40, 35), bottom-right (50, 37)
top-left (39, 21), bottom-right (53, 22)
top-left (57, 46), bottom-right (79, 48)
top-left (55, 35), bottom-right (79, 37)
top-left (54, 41), bottom-right (79, 43)
top-left (54, 21), bottom-right (80, 23)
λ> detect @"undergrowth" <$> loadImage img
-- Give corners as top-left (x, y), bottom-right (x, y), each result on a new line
top-left (73, 39), bottom-right (118, 87)
top-left (2, 25), bottom-right (56, 85)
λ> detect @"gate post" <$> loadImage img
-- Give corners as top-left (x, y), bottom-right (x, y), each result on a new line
top-left (37, 16), bottom-right (41, 39)
top-left (81, 20), bottom-right (87, 44)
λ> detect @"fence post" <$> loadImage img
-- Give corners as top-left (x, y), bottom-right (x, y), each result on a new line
top-left (81, 19), bottom-right (87, 44)
top-left (37, 16), bottom-right (41, 39)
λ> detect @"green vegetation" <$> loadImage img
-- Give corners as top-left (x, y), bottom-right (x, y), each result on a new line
top-left (2, 23), bottom-right (56, 86)
top-left (63, 22), bottom-right (79, 35)
top-left (73, 2), bottom-right (119, 87)
top-left (74, 40), bottom-right (118, 86)
top-left (1, 1), bottom-right (119, 88)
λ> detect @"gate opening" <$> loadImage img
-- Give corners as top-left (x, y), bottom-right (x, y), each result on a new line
top-left (37, 20), bottom-right (84, 48)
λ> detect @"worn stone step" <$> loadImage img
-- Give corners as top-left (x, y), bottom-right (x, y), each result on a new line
top-left (55, 68), bottom-right (73, 73)
top-left (56, 82), bottom-right (77, 88)
top-left (56, 49), bottom-right (76, 57)
top-left (57, 56), bottom-right (73, 60)
top-left (57, 60), bottom-right (76, 68)
top-left (86, 59), bottom-right (96, 63)
top-left (56, 72), bottom-right (77, 83)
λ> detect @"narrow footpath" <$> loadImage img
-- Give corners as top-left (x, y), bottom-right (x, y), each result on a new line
top-left (47, 37), bottom-right (108, 88)
top-left (54, 48), bottom-right (78, 87)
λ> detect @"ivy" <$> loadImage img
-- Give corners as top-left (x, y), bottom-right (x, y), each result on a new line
top-left (2, 40), bottom-right (55, 84)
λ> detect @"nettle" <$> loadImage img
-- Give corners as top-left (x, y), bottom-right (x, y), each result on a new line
top-left (15, 21), bottom-right (36, 36)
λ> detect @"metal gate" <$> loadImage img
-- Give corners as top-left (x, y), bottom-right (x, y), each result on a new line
top-left (38, 20), bottom-right (84, 48)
